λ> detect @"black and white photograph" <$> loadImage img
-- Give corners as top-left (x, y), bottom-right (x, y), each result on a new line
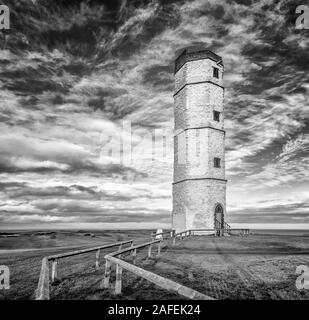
top-left (0, 0), bottom-right (309, 308)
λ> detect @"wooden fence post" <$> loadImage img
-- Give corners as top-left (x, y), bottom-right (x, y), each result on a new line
top-left (118, 244), bottom-right (122, 258)
top-left (157, 242), bottom-right (161, 257)
top-left (51, 259), bottom-right (57, 283)
top-left (148, 244), bottom-right (152, 258)
top-left (103, 260), bottom-right (111, 288)
top-left (95, 249), bottom-right (100, 269)
top-left (132, 248), bottom-right (137, 264)
top-left (35, 257), bottom-right (50, 300)
top-left (115, 264), bottom-right (123, 295)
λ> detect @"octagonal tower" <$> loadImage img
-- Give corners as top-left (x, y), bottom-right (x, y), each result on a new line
top-left (172, 46), bottom-right (227, 233)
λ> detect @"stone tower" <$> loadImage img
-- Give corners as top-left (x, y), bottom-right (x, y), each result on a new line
top-left (172, 47), bottom-right (227, 233)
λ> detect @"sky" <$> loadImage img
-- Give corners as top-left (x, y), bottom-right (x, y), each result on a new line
top-left (0, 0), bottom-right (308, 230)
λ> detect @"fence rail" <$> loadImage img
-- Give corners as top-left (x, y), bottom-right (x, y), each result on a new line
top-left (104, 255), bottom-right (214, 300)
top-left (35, 239), bottom-right (133, 300)
top-left (47, 240), bottom-right (132, 260)
top-left (109, 239), bottom-right (161, 260)
top-left (172, 228), bottom-right (250, 245)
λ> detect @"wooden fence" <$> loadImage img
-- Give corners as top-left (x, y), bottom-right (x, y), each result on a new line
top-left (172, 228), bottom-right (250, 245)
top-left (103, 237), bottom-right (214, 299)
top-left (35, 228), bottom-right (249, 300)
top-left (35, 240), bottom-right (133, 300)
top-left (151, 230), bottom-right (175, 240)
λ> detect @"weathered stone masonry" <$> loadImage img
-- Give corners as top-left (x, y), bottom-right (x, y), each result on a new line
top-left (172, 47), bottom-right (227, 233)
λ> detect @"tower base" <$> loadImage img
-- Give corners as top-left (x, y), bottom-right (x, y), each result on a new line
top-left (172, 179), bottom-right (226, 233)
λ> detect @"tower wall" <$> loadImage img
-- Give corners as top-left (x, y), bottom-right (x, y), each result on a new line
top-left (172, 47), bottom-right (227, 233)
top-left (173, 180), bottom-right (226, 230)
top-left (174, 128), bottom-right (225, 182)
top-left (174, 84), bottom-right (224, 131)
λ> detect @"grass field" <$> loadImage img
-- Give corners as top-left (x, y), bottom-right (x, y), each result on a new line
top-left (1, 231), bottom-right (309, 300)
top-left (0, 230), bottom-right (152, 300)
top-left (142, 235), bottom-right (309, 300)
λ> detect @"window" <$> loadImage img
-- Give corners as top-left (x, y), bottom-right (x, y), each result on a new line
top-left (213, 111), bottom-right (220, 122)
top-left (214, 157), bottom-right (221, 168)
top-left (213, 67), bottom-right (219, 78)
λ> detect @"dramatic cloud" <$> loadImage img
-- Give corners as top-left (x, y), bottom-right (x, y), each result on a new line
top-left (0, 0), bottom-right (308, 229)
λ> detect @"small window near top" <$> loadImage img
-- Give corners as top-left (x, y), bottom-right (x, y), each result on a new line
top-left (213, 67), bottom-right (219, 78)
top-left (214, 157), bottom-right (221, 168)
top-left (213, 111), bottom-right (220, 122)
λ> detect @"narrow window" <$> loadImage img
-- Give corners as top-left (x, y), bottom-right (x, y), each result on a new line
top-left (214, 157), bottom-right (221, 168)
top-left (213, 111), bottom-right (220, 122)
top-left (213, 67), bottom-right (219, 78)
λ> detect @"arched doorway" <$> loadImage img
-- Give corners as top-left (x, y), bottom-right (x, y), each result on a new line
top-left (214, 204), bottom-right (224, 236)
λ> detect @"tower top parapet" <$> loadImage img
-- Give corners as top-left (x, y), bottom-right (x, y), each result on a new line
top-left (174, 46), bottom-right (223, 74)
